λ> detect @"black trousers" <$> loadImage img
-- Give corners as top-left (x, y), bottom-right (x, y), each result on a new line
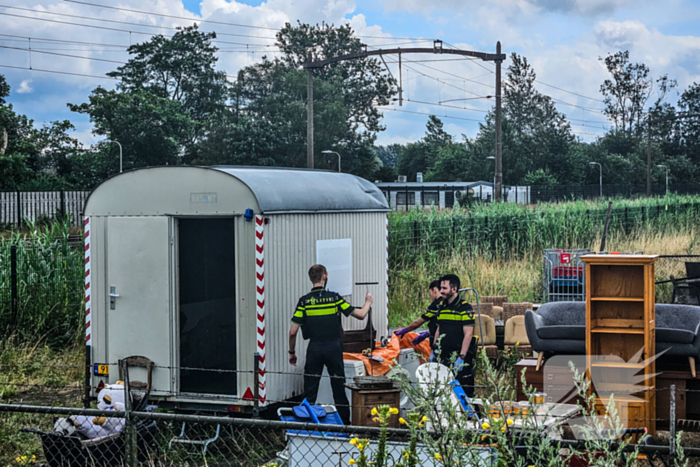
top-left (439, 339), bottom-right (476, 398)
top-left (303, 339), bottom-right (350, 425)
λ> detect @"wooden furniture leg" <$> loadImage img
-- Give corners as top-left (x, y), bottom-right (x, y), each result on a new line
top-left (690, 356), bottom-right (696, 378)
top-left (536, 352), bottom-right (544, 371)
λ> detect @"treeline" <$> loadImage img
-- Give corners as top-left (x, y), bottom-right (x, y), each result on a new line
top-left (0, 23), bottom-right (699, 191)
top-left (377, 52), bottom-right (700, 186)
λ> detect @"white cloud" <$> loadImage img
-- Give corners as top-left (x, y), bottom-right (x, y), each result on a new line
top-left (17, 80), bottom-right (33, 93)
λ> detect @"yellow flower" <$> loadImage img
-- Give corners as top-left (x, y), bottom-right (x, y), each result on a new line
top-left (371, 407), bottom-right (378, 416)
top-left (421, 416), bottom-right (429, 423)
top-left (399, 417), bottom-right (407, 425)
top-left (516, 341), bottom-right (520, 346)
top-left (435, 453), bottom-right (443, 461)
top-left (372, 417), bottom-right (379, 422)
top-left (501, 425), bottom-right (506, 433)
top-left (349, 438), bottom-right (358, 446)
top-left (389, 407), bottom-right (399, 415)
top-left (404, 452), bottom-right (410, 459)
top-left (418, 422), bottom-right (424, 428)
top-left (481, 435), bottom-right (488, 441)
top-left (481, 422), bottom-right (491, 430)
top-left (349, 459), bottom-right (357, 465)
top-left (507, 418), bottom-right (514, 426)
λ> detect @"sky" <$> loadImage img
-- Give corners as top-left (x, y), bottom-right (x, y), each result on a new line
top-left (1, 0), bottom-right (700, 149)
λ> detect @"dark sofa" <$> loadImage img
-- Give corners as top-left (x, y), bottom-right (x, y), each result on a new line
top-left (525, 301), bottom-right (700, 374)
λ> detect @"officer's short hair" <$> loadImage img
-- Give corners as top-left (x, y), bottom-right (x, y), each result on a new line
top-left (309, 264), bottom-right (328, 283)
top-left (439, 274), bottom-right (460, 290)
top-left (428, 280), bottom-right (440, 291)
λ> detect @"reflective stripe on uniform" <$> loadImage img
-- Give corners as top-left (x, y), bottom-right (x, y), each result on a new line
top-left (305, 307), bottom-right (340, 317)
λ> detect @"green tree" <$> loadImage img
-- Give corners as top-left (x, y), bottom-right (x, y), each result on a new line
top-left (520, 168), bottom-right (559, 186)
top-left (398, 116), bottom-right (453, 181)
top-left (679, 82), bottom-right (700, 167)
top-left (203, 22), bottom-right (395, 178)
top-left (464, 54), bottom-right (579, 185)
top-left (599, 51), bottom-right (656, 135)
top-left (69, 87), bottom-right (195, 170)
top-left (108, 25), bottom-right (228, 149)
top-left (375, 144), bottom-right (401, 168)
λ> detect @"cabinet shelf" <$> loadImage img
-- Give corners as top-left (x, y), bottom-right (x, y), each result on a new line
top-left (590, 326), bottom-right (645, 335)
top-left (590, 361), bottom-right (646, 369)
top-left (596, 395), bottom-right (648, 404)
top-left (590, 297), bottom-right (645, 302)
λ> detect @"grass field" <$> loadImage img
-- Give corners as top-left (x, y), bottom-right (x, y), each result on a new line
top-left (388, 198), bottom-right (700, 327)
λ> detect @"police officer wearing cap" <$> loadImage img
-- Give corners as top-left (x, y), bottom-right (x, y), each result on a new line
top-left (288, 264), bottom-right (373, 425)
top-left (432, 274), bottom-right (477, 397)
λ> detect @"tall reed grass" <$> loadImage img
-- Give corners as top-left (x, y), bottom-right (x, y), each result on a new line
top-left (388, 195), bottom-right (700, 327)
top-left (0, 221), bottom-right (83, 348)
top-left (389, 194), bottom-right (700, 268)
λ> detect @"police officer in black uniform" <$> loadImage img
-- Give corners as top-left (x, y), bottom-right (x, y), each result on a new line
top-left (393, 280), bottom-right (442, 346)
top-left (288, 264), bottom-right (373, 425)
top-left (433, 274), bottom-right (477, 397)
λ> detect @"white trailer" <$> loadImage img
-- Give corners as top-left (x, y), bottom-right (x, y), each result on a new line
top-left (84, 166), bottom-right (390, 412)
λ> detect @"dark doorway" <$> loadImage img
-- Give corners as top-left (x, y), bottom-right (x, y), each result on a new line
top-left (178, 218), bottom-right (236, 395)
top-left (445, 191), bottom-right (455, 208)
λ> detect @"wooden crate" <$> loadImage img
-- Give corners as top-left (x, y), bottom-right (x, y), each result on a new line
top-left (347, 385), bottom-right (401, 428)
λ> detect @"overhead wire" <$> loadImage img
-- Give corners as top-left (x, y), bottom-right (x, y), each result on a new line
top-left (377, 106), bottom-right (483, 123)
top-left (0, 4), bottom-right (277, 41)
top-left (0, 44), bottom-right (126, 64)
top-left (0, 11), bottom-right (277, 48)
top-left (61, 0), bottom-right (436, 41)
top-left (0, 34), bottom-right (281, 54)
top-left (0, 63), bottom-right (117, 80)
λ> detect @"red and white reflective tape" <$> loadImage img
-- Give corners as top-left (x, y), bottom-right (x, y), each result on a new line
top-left (255, 215), bottom-right (267, 405)
top-left (84, 217), bottom-right (92, 346)
top-left (385, 214), bottom-right (390, 337)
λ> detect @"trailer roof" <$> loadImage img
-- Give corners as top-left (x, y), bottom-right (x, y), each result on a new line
top-left (211, 166), bottom-right (389, 213)
top-left (85, 166), bottom-right (390, 215)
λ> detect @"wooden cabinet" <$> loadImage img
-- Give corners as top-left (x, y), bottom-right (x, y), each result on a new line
top-left (582, 255), bottom-right (658, 435)
top-left (346, 384), bottom-right (401, 428)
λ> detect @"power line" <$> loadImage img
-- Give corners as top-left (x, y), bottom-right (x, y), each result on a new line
top-left (61, 0), bottom-right (435, 41)
top-left (0, 44), bottom-right (126, 64)
top-left (1, 47), bottom-right (240, 79)
top-left (404, 98), bottom-right (488, 113)
top-left (534, 80), bottom-right (605, 103)
top-left (0, 4), bottom-right (278, 42)
top-left (60, 0), bottom-right (276, 31)
top-left (377, 106), bottom-right (483, 123)
top-left (0, 63), bottom-right (117, 80)
top-left (0, 34), bottom-right (281, 54)
top-left (0, 11), bottom-right (275, 48)
top-left (0, 33), bottom-right (126, 48)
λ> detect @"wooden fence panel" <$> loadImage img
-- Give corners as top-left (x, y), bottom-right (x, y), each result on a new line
top-left (0, 191), bottom-right (89, 228)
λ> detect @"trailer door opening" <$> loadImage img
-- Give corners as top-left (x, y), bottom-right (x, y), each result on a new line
top-left (178, 218), bottom-right (237, 395)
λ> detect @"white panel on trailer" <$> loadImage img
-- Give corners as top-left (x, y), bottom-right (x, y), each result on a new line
top-left (264, 212), bottom-right (388, 405)
top-left (106, 216), bottom-right (173, 393)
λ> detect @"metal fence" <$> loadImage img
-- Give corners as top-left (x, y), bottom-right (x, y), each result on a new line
top-left (0, 241), bottom-right (84, 347)
top-left (0, 386), bottom-right (698, 467)
top-left (389, 201), bottom-right (700, 266)
top-left (0, 191), bottom-right (89, 228)
top-left (0, 403), bottom-right (476, 467)
top-left (529, 184), bottom-right (700, 203)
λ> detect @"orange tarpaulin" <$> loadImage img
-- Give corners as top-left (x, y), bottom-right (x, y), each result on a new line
top-left (343, 332), bottom-right (432, 375)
